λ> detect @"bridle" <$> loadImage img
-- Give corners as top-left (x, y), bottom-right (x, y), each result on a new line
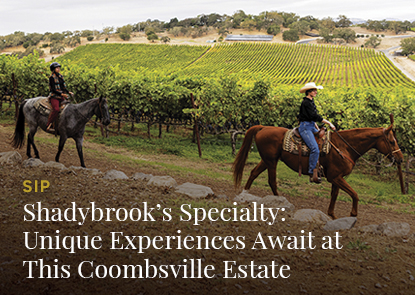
top-left (97, 97), bottom-right (105, 119)
top-left (330, 128), bottom-right (400, 167)
top-left (382, 128), bottom-right (401, 158)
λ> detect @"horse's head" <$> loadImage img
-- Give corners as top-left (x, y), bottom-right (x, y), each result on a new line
top-left (375, 114), bottom-right (403, 164)
top-left (95, 97), bottom-right (111, 126)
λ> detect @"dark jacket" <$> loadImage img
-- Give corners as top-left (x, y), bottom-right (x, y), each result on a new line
top-left (298, 97), bottom-right (323, 123)
top-left (49, 73), bottom-right (68, 98)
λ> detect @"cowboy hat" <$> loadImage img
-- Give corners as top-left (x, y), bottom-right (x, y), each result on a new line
top-left (299, 82), bottom-right (323, 94)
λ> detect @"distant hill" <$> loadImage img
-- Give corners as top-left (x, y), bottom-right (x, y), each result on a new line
top-left (350, 18), bottom-right (366, 25)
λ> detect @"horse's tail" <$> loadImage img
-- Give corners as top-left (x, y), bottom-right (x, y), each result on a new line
top-left (11, 100), bottom-right (27, 149)
top-left (232, 125), bottom-right (264, 188)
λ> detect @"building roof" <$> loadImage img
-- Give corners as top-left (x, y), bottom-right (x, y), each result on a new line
top-left (225, 35), bottom-right (274, 41)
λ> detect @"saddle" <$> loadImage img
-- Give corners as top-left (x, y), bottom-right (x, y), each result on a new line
top-left (283, 127), bottom-right (331, 176)
top-left (34, 97), bottom-right (69, 116)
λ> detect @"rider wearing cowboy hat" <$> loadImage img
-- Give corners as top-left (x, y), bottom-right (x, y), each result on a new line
top-left (298, 82), bottom-right (336, 183)
top-left (46, 62), bottom-right (73, 132)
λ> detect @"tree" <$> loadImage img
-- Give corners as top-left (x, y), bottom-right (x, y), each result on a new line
top-left (102, 26), bottom-right (114, 36)
top-left (65, 36), bottom-right (81, 47)
top-left (400, 37), bottom-right (415, 55)
top-left (265, 11), bottom-right (284, 26)
top-left (166, 17), bottom-right (179, 29)
top-left (87, 36), bottom-right (94, 41)
top-left (145, 27), bottom-right (156, 36)
top-left (280, 12), bottom-right (299, 28)
top-left (206, 13), bottom-right (222, 27)
top-left (388, 21), bottom-right (406, 35)
top-left (253, 15), bottom-right (266, 31)
top-left (300, 15), bottom-right (319, 30)
top-left (232, 10), bottom-right (248, 28)
top-left (289, 20), bottom-right (310, 35)
top-left (365, 35), bottom-right (381, 48)
top-left (319, 27), bottom-right (333, 43)
top-left (241, 19), bottom-right (256, 31)
top-left (48, 32), bottom-right (64, 42)
top-left (50, 41), bottom-right (65, 54)
top-left (365, 20), bottom-right (385, 32)
top-left (218, 27), bottom-right (229, 37)
top-left (336, 15), bottom-right (352, 28)
top-left (170, 27), bottom-right (181, 37)
top-left (27, 33), bottom-right (43, 45)
top-left (147, 33), bottom-right (158, 42)
top-left (81, 30), bottom-right (93, 37)
top-left (333, 28), bottom-right (356, 43)
top-left (267, 24), bottom-right (280, 36)
top-left (319, 17), bottom-right (336, 33)
top-left (282, 29), bottom-right (299, 42)
top-left (160, 36), bottom-right (170, 43)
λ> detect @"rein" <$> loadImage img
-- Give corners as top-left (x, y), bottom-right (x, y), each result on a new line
top-left (330, 128), bottom-right (400, 168)
top-left (72, 98), bottom-right (105, 122)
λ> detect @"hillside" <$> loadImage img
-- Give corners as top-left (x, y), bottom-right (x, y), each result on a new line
top-left (56, 43), bottom-right (210, 72)
top-left (56, 42), bottom-right (415, 88)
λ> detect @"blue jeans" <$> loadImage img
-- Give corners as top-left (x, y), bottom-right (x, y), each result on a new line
top-left (298, 121), bottom-right (319, 174)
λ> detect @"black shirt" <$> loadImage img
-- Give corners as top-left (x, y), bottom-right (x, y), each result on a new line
top-left (49, 75), bottom-right (68, 96)
top-left (298, 97), bottom-right (323, 123)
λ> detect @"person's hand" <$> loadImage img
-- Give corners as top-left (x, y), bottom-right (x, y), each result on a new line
top-left (329, 123), bottom-right (336, 131)
top-left (69, 92), bottom-right (74, 96)
top-left (62, 93), bottom-right (68, 99)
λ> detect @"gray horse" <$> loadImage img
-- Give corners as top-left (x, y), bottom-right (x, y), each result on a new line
top-left (11, 97), bottom-right (111, 167)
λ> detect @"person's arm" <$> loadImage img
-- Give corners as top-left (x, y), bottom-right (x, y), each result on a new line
top-left (304, 100), bottom-right (323, 123)
top-left (322, 119), bottom-right (336, 130)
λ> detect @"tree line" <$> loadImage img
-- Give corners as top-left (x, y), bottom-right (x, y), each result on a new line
top-left (1, 10), bottom-right (415, 56)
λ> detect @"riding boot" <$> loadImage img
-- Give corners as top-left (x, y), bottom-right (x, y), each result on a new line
top-left (309, 169), bottom-right (322, 184)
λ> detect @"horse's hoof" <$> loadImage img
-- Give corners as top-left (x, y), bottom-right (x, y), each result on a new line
top-left (350, 213), bottom-right (357, 217)
top-left (329, 214), bottom-right (338, 220)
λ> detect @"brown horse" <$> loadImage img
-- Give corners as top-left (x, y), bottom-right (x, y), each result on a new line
top-left (232, 116), bottom-right (404, 219)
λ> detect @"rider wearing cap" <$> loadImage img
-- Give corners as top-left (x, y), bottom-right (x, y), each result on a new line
top-left (46, 62), bottom-right (73, 132)
top-left (298, 82), bottom-right (336, 183)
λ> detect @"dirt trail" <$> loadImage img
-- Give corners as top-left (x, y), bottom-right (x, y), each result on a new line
top-left (0, 123), bottom-right (414, 232)
top-left (1, 128), bottom-right (415, 294)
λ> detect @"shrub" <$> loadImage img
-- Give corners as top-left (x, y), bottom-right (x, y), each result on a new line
top-left (41, 43), bottom-right (49, 48)
top-left (282, 29), bottom-right (299, 42)
top-left (160, 36), bottom-right (170, 43)
top-left (267, 24), bottom-right (281, 36)
top-left (119, 33), bottom-right (131, 41)
top-left (87, 36), bottom-right (94, 41)
top-left (147, 33), bottom-right (158, 42)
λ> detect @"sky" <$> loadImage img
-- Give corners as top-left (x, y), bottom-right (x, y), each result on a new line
top-left (0, 0), bottom-right (414, 35)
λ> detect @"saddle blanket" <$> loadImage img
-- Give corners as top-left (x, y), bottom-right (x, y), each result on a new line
top-left (33, 97), bottom-right (68, 116)
top-left (283, 129), bottom-right (331, 156)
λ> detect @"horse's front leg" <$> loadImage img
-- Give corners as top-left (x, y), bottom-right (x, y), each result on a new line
top-left (333, 177), bottom-right (359, 217)
top-left (74, 137), bottom-right (85, 168)
top-left (55, 135), bottom-right (67, 163)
